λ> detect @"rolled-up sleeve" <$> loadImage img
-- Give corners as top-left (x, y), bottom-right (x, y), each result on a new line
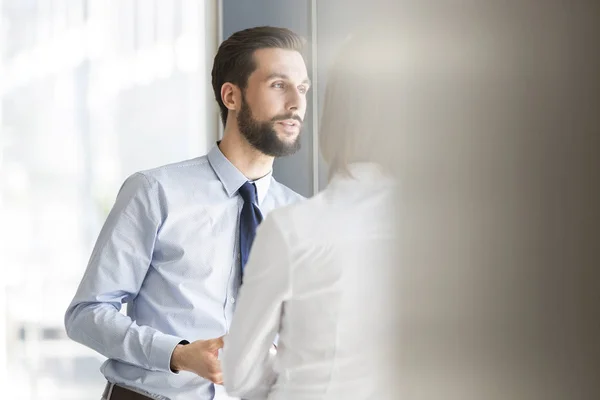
top-left (223, 213), bottom-right (292, 398)
top-left (64, 172), bottom-right (185, 373)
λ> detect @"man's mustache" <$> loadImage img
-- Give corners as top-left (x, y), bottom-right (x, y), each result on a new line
top-left (271, 114), bottom-right (303, 124)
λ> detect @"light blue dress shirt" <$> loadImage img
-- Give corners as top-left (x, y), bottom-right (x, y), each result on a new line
top-left (65, 144), bottom-right (304, 400)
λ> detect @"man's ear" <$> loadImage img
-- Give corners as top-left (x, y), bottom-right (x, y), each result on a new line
top-left (221, 82), bottom-right (241, 112)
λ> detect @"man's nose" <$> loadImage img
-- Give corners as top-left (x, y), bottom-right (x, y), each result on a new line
top-left (286, 89), bottom-right (304, 113)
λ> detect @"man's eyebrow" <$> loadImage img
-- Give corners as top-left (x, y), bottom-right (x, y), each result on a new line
top-left (265, 73), bottom-right (312, 86)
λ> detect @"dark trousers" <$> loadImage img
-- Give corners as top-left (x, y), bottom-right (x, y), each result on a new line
top-left (102, 382), bottom-right (157, 400)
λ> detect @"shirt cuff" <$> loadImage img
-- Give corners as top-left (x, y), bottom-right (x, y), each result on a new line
top-left (150, 333), bottom-right (188, 373)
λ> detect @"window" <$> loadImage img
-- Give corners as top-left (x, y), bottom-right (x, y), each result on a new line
top-left (0, 1), bottom-right (217, 398)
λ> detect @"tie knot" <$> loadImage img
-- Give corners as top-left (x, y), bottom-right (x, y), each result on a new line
top-left (238, 181), bottom-right (258, 204)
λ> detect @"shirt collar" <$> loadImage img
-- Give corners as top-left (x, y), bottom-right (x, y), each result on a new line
top-left (251, 172), bottom-right (272, 206)
top-left (207, 142), bottom-right (272, 206)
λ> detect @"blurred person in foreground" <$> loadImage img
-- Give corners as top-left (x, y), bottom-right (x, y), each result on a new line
top-left (64, 26), bottom-right (311, 400)
top-left (222, 32), bottom-right (400, 400)
top-left (223, 1), bottom-right (600, 398)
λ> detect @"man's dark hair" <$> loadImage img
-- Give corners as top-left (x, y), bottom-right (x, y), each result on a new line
top-left (211, 26), bottom-right (305, 126)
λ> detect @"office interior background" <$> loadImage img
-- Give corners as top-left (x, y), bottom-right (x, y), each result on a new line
top-left (2, 1), bottom-right (599, 399)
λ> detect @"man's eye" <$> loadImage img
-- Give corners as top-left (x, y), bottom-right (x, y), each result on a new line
top-left (272, 82), bottom-right (284, 89)
top-left (298, 86), bottom-right (308, 94)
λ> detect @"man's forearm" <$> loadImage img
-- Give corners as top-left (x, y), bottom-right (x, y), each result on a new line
top-left (65, 301), bottom-right (184, 373)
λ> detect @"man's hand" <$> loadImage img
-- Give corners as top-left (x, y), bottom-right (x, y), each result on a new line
top-left (170, 336), bottom-right (225, 384)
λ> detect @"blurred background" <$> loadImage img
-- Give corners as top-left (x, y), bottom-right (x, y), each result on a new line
top-left (1, 1), bottom-right (599, 399)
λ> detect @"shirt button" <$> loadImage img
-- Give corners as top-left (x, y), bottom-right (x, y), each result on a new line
top-left (230, 297), bottom-right (236, 304)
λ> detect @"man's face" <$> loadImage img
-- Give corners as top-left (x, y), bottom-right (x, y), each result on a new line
top-left (237, 48), bottom-right (310, 157)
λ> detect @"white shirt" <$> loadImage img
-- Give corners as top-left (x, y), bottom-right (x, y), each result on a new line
top-left (222, 163), bottom-right (398, 400)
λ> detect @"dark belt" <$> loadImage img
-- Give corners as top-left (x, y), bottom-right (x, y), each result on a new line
top-left (102, 382), bottom-right (156, 400)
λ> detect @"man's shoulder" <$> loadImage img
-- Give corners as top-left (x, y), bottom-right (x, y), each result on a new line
top-left (140, 155), bottom-right (209, 176)
top-left (269, 178), bottom-right (306, 206)
top-left (134, 155), bottom-right (215, 184)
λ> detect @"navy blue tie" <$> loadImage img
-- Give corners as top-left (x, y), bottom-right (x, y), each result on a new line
top-left (238, 182), bottom-right (263, 276)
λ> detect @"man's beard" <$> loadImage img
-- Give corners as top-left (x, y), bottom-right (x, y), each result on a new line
top-left (237, 94), bottom-right (302, 157)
